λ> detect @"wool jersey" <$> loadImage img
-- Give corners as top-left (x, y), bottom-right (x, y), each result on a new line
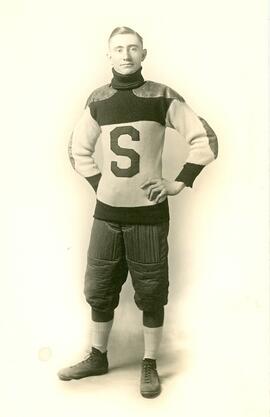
top-left (68, 68), bottom-right (218, 224)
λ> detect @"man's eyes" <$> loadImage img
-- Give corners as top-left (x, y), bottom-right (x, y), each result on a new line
top-left (115, 47), bottom-right (138, 52)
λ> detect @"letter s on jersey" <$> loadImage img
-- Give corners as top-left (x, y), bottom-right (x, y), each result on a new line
top-left (110, 126), bottom-right (140, 177)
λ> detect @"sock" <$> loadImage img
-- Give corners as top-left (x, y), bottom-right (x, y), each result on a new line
top-left (91, 319), bottom-right (113, 353)
top-left (143, 325), bottom-right (163, 360)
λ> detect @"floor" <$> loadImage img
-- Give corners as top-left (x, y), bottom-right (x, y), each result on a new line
top-left (1, 315), bottom-right (268, 417)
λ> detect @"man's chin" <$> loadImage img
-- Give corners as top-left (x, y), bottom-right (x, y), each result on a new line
top-left (117, 66), bottom-right (138, 75)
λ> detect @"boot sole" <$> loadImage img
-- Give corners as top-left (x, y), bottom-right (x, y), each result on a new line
top-left (58, 368), bottom-right (108, 381)
top-left (141, 387), bottom-right (161, 398)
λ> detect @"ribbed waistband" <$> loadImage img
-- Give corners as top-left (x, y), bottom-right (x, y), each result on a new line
top-left (93, 199), bottom-right (170, 224)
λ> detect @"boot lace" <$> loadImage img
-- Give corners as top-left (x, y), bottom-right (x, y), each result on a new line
top-left (69, 350), bottom-right (97, 369)
top-left (143, 361), bottom-right (155, 383)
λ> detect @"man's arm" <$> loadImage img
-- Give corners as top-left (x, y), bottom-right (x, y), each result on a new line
top-left (166, 98), bottom-right (218, 186)
top-left (68, 107), bottom-right (102, 192)
top-left (142, 96), bottom-right (218, 203)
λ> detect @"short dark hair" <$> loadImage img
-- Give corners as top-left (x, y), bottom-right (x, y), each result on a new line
top-left (108, 26), bottom-right (143, 46)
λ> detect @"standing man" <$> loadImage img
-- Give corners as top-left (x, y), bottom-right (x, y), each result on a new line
top-left (58, 26), bottom-right (218, 398)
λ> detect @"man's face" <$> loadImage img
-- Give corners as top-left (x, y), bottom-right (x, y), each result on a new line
top-left (108, 33), bottom-right (147, 75)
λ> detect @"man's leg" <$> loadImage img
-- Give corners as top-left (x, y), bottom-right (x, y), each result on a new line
top-left (58, 219), bottom-right (128, 381)
top-left (123, 222), bottom-right (169, 397)
top-left (85, 220), bottom-right (128, 355)
top-left (91, 310), bottom-right (114, 354)
top-left (143, 308), bottom-right (164, 360)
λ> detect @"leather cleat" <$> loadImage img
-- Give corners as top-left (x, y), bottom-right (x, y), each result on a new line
top-left (140, 358), bottom-right (161, 398)
top-left (57, 347), bottom-right (108, 381)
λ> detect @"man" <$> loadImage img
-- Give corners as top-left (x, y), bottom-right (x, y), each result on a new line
top-left (58, 26), bottom-right (218, 398)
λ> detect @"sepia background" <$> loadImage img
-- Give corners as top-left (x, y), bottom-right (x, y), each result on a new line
top-left (1, 0), bottom-right (269, 416)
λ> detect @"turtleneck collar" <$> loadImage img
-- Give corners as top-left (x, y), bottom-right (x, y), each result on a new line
top-left (111, 67), bottom-right (145, 90)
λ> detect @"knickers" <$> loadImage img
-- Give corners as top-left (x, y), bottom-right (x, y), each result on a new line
top-left (84, 219), bottom-right (169, 318)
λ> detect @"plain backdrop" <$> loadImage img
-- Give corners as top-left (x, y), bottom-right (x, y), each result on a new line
top-left (0, 0), bottom-right (269, 416)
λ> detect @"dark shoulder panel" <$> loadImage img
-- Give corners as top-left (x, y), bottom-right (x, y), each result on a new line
top-left (84, 84), bottom-right (117, 108)
top-left (133, 81), bottom-right (185, 102)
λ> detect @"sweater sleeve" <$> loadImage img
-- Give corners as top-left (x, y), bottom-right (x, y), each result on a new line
top-left (165, 99), bottom-right (218, 187)
top-left (68, 107), bottom-right (102, 191)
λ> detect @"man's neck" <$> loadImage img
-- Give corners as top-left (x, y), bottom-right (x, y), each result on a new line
top-left (111, 67), bottom-right (145, 90)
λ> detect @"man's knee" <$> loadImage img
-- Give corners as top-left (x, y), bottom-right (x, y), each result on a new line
top-left (129, 259), bottom-right (169, 312)
top-left (84, 256), bottom-right (128, 312)
top-left (84, 285), bottom-right (121, 314)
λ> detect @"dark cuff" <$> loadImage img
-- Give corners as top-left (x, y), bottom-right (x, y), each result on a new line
top-left (85, 173), bottom-right (102, 192)
top-left (91, 308), bottom-right (114, 322)
top-left (175, 163), bottom-right (205, 187)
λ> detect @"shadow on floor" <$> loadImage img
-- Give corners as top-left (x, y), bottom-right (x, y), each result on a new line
top-left (108, 347), bottom-right (190, 382)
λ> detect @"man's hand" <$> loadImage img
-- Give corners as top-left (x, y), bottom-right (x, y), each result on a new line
top-left (140, 178), bottom-right (186, 204)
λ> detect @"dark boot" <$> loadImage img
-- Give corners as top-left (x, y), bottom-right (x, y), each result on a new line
top-left (57, 347), bottom-right (108, 381)
top-left (140, 358), bottom-right (161, 398)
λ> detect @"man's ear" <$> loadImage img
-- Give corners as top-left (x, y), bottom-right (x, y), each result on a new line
top-left (106, 51), bottom-right (112, 65)
top-left (142, 48), bottom-right (147, 61)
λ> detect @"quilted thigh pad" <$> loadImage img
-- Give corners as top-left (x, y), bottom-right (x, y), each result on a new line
top-left (122, 222), bottom-right (169, 311)
top-left (84, 219), bottom-right (128, 313)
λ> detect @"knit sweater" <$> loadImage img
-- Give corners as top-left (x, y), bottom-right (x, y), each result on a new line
top-left (68, 67), bottom-right (218, 224)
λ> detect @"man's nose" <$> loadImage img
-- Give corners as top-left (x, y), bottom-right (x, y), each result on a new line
top-left (122, 48), bottom-right (131, 60)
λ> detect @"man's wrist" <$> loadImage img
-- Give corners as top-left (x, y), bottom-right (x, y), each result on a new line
top-left (170, 180), bottom-right (185, 195)
top-left (175, 163), bottom-right (205, 188)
